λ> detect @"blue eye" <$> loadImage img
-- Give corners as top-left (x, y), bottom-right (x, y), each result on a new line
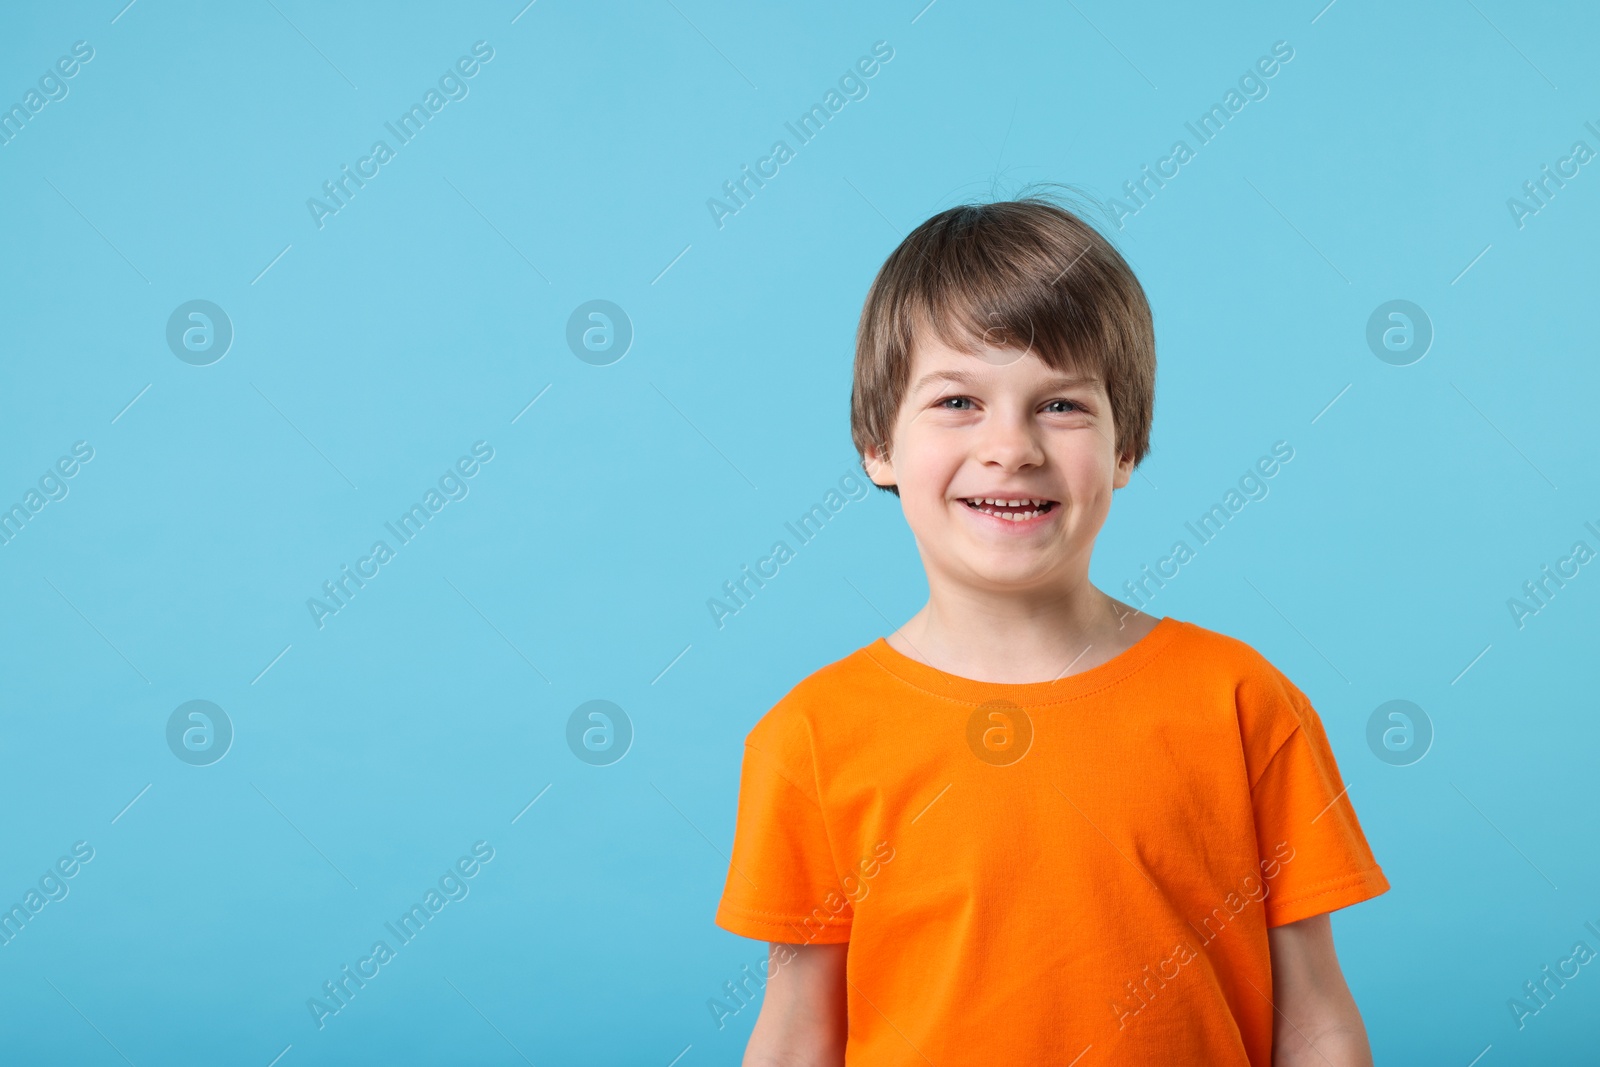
top-left (1044, 399), bottom-right (1082, 413)
top-left (938, 396), bottom-right (974, 410)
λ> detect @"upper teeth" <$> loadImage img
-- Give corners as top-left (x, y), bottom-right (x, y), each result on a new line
top-left (972, 498), bottom-right (1046, 506)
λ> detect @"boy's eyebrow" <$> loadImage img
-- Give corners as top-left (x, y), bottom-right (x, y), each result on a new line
top-left (910, 368), bottom-right (1102, 395)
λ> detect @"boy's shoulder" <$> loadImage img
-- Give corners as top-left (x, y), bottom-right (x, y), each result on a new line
top-left (1163, 618), bottom-right (1324, 762)
top-left (1166, 617), bottom-right (1305, 687)
top-left (741, 639), bottom-right (883, 745)
top-left (1180, 617), bottom-right (1314, 690)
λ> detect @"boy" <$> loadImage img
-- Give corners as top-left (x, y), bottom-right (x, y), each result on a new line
top-left (714, 194), bottom-right (1389, 1065)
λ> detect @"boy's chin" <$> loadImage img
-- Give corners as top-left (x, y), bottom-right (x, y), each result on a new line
top-left (952, 551), bottom-right (1069, 589)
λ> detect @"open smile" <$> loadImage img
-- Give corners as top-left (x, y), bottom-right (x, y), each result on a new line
top-left (958, 497), bottom-right (1057, 523)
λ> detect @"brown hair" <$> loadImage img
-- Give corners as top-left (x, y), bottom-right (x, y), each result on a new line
top-left (850, 188), bottom-right (1155, 496)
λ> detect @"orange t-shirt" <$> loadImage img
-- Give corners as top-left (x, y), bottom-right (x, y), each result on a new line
top-left (714, 615), bottom-right (1389, 1065)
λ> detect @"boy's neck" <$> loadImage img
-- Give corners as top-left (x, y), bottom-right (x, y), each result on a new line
top-left (886, 578), bottom-right (1158, 686)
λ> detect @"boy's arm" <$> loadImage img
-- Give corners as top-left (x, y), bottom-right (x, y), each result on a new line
top-left (1267, 912), bottom-right (1374, 1067)
top-left (742, 942), bottom-right (848, 1067)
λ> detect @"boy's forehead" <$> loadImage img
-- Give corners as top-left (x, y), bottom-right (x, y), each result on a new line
top-left (910, 317), bottom-right (1031, 367)
top-left (906, 330), bottom-right (1101, 393)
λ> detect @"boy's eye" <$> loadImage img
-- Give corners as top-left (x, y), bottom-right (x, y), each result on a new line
top-left (937, 396), bottom-right (1086, 413)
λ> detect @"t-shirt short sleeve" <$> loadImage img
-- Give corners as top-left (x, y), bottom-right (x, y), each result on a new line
top-left (1249, 688), bottom-right (1391, 927)
top-left (714, 705), bottom-right (852, 944)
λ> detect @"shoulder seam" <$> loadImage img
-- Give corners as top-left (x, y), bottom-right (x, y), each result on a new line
top-left (1247, 723), bottom-right (1304, 793)
top-left (742, 738), bottom-right (825, 810)
top-left (798, 712), bottom-right (852, 901)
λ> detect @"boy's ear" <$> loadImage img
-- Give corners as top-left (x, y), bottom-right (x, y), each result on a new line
top-left (1111, 445), bottom-right (1137, 489)
top-left (862, 441), bottom-right (896, 490)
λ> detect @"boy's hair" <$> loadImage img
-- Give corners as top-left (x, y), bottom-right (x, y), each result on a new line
top-left (850, 188), bottom-right (1155, 496)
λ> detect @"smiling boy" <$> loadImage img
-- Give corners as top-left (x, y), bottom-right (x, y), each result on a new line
top-left (714, 194), bottom-right (1389, 1065)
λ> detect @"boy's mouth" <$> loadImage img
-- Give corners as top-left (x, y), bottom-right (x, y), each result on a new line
top-left (959, 497), bottom-right (1057, 522)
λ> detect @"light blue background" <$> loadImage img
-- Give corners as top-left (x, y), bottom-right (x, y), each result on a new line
top-left (2, 1), bottom-right (1596, 1063)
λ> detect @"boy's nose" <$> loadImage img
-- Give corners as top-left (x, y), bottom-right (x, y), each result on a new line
top-left (976, 415), bottom-right (1045, 470)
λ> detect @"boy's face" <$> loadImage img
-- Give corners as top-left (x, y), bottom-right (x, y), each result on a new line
top-left (864, 331), bottom-right (1136, 593)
